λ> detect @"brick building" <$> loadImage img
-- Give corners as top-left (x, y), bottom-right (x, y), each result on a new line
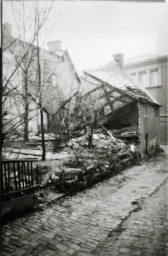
top-left (124, 54), bottom-right (168, 144)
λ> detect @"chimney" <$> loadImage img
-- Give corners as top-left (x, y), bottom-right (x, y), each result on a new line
top-left (47, 41), bottom-right (61, 54)
top-left (113, 53), bottom-right (124, 68)
top-left (3, 23), bottom-right (12, 36)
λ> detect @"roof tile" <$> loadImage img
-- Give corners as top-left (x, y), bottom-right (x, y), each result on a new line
top-left (85, 61), bottom-right (159, 105)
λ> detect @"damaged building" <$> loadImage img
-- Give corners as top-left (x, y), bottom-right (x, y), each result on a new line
top-left (78, 54), bottom-right (160, 157)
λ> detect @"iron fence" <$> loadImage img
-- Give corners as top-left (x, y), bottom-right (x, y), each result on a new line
top-left (2, 159), bottom-right (40, 199)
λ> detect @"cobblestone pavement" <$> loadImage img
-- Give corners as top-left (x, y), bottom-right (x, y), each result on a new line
top-left (1, 154), bottom-right (168, 256)
top-left (92, 180), bottom-right (168, 256)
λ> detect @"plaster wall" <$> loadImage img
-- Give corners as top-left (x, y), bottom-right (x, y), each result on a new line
top-left (138, 102), bottom-right (160, 155)
top-left (125, 57), bottom-right (167, 144)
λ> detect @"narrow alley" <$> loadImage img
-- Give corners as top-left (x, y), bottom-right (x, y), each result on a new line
top-left (1, 153), bottom-right (168, 256)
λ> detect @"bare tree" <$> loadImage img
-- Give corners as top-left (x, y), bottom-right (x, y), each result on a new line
top-left (74, 85), bottom-right (103, 148)
top-left (35, 4), bottom-right (46, 160)
top-left (2, 0), bottom-right (54, 159)
top-left (2, 0), bottom-right (81, 162)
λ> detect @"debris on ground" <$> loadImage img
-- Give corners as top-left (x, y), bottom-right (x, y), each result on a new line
top-left (112, 125), bottom-right (139, 136)
top-left (40, 128), bottom-right (141, 193)
top-left (2, 127), bottom-right (142, 194)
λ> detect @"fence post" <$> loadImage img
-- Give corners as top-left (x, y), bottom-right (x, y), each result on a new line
top-left (2, 160), bottom-right (40, 198)
top-left (13, 162), bottom-right (17, 191)
top-left (31, 162), bottom-right (33, 186)
top-left (4, 163), bottom-right (8, 192)
top-left (17, 162), bottom-right (21, 190)
top-left (7, 163), bottom-right (10, 191)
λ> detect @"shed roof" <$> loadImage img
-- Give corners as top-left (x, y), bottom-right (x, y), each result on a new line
top-left (84, 61), bottom-right (160, 106)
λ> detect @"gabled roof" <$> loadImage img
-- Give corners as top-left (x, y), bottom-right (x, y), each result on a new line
top-left (84, 61), bottom-right (160, 106)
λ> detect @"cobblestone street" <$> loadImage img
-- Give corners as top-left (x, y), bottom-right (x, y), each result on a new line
top-left (1, 154), bottom-right (168, 256)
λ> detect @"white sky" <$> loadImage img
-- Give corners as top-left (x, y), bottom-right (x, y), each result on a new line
top-left (3, 1), bottom-right (168, 73)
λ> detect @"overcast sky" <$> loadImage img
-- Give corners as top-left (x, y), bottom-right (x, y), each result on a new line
top-left (3, 1), bottom-right (168, 73)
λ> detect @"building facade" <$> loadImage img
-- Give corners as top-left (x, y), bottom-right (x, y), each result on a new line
top-left (3, 23), bottom-right (80, 139)
top-left (125, 54), bottom-right (168, 144)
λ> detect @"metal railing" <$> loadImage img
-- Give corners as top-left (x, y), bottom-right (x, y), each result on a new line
top-left (2, 159), bottom-right (40, 199)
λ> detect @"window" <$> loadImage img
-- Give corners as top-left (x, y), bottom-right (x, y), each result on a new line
top-left (150, 68), bottom-right (159, 87)
top-left (139, 71), bottom-right (148, 88)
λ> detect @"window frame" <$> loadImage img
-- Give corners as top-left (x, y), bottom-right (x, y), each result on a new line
top-left (138, 70), bottom-right (148, 88)
top-left (128, 64), bottom-right (162, 89)
top-left (149, 67), bottom-right (161, 88)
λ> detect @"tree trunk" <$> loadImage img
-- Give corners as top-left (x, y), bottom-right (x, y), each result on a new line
top-left (24, 73), bottom-right (29, 141)
top-left (40, 108), bottom-right (46, 160)
top-left (37, 29), bottom-right (46, 161)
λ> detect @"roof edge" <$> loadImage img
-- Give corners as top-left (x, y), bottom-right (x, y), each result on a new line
top-left (125, 55), bottom-right (168, 68)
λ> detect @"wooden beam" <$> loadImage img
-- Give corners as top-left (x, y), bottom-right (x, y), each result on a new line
top-left (99, 92), bottom-right (130, 104)
top-left (104, 101), bottom-right (137, 124)
top-left (85, 72), bottom-right (134, 101)
top-left (101, 82), bottom-right (114, 112)
top-left (82, 84), bottom-right (103, 98)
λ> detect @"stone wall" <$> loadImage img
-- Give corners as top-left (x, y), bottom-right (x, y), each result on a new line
top-left (46, 149), bottom-right (138, 194)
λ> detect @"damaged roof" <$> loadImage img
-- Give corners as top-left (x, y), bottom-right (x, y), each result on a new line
top-left (84, 61), bottom-right (160, 106)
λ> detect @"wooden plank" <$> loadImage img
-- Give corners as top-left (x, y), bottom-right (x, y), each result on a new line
top-left (84, 72), bottom-right (134, 101)
top-left (115, 134), bottom-right (139, 138)
top-left (2, 164), bottom-right (4, 193)
top-left (2, 185), bottom-right (41, 199)
top-left (2, 149), bottom-right (42, 157)
top-left (101, 83), bottom-right (114, 112)
top-left (23, 162), bottom-right (28, 188)
top-left (98, 93), bottom-right (130, 105)
top-left (27, 161), bottom-right (30, 186)
top-left (82, 84), bottom-right (103, 97)
top-left (31, 162), bottom-right (34, 186)
top-left (2, 159), bottom-right (39, 163)
top-left (13, 162), bottom-right (17, 190)
top-left (17, 162), bottom-right (21, 190)
top-left (4, 163), bottom-right (8, 192)
top-left (7, 163), bottom-right (10, 192)
top-left (21, 162), bottom-right (25, 189)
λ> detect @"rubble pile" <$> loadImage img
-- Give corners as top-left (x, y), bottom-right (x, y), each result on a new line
top-left (43, 128), bottom-right (140, 193)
